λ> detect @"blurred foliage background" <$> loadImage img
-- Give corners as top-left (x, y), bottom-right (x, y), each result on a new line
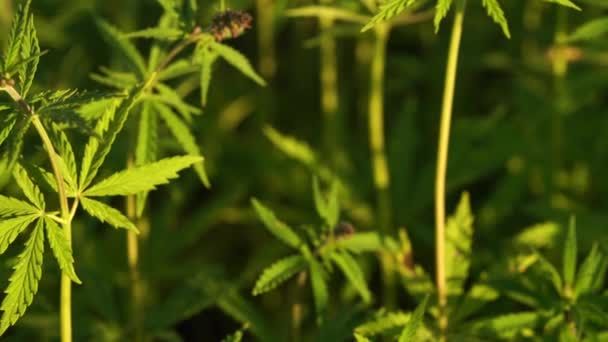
top-left (1, 0), bottom-right (608, 340)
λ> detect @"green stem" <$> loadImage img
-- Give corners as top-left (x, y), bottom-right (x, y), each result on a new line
top-left (320, 11), bottom-right (339, 161)
top-left (551, 7), bottom-right (568, 185)
top-left (256, 0), bottom-right (276, 79)
top-left (127, 35), bottom-right (202, 341)
top-left (368, 23), bottom-right (395, 307)
top-left (220, 0), bottom-right (226, 11)
top-left (435, 1), bottom-right (466, 339)
top-left (1, 84), bottom-right (73, 342)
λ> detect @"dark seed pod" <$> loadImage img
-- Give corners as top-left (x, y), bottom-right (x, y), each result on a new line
top-left (210, 10), bottom-right (253, 42)
top-left (334, 221), bottom-right (356, 238)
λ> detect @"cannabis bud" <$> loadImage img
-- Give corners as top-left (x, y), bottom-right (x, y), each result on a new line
top-left (334, 221), bottom-right (356, 238)
top-left (210, 10), bottom-right (253, 42)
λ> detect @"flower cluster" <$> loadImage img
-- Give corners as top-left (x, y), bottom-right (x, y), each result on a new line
top-left (210, 10), bottom-right (253, 42)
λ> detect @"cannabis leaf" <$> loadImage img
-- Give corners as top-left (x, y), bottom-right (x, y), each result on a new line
top-left (252, 255), bottom-right (307, 295)
top-left (482, 0), bottom-right (511, 38)
top-left (361, 0), bottom-right (416, 32)
top-left (434, 0), bottom-right (453, 32)
top-left (445, 192), bottom-right (474, 297)
top-left (209, 41), bottom-right (267, 87)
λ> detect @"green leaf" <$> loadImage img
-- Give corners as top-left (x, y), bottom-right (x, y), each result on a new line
top-left (135, 103), bottom-right (158, 217)
top-left (35, 89), bottom-right (119, 114)
top-left (354, 333), bottom-right (372, 342)
top-left (250, 198), bottom-right (303, 249)
top-left (355, 309), bottom-right (410, 336)
top-left (124, 27), bottom-right (184, 40)
top-left (0, 219), bottom-right (44, 335)
top-left (575, 243), bottom-right (605, 296)
top-left (336, 232), bottom-right (399, 253)
top-left (534, 252), bottom-right (563, 293)
top-left (543, 0), bottom-right (581, 10)
top-left (221, 324), bottom-right (248, 342)
top-left (153, 102), bottom-right (207, 182)
top-left (47, 124), bottom-right (78, 190)
top-left (95, 18), bottom-right (147, 78)
top-left (209, 41), bottom-right (266, 87)
top-left (482, 0), bottom-right (511, 38)
top-left (0, 117), bottom-right (31, 176)
top-left (563, 216), bottom-right (577, 287)
top-left (331, 251), bottom-right (371, 303)
top-left (13, 163), bottom-right (44, 209)
top-left (434, 0), bottom-right (453, 32)
top-left (158, 59), bottom-right (198, 81)
top-left (154, 82), bottom-right (202, 119)
top-left (83, 155), bottom-right (203, 197)
top-left (263, 126), bottom-right (318, 166)
top-left (313, 177), bottom-right (328, 223)
top-left (18, 14), bottom-right (39, 98)
top-left (0, 215), bottom-right (38, 254)
top-left (80, 197), bottom-right (138, 232)
top-left (445, 192), bottom-right (474, 297)
top-left (399, 295), bottom-right (429, 342)
top-left (79, 85), bottom-right (144, 189)
top-left (309, 257), bottom-right (329, 322)
top-left (252, 254), bottom-right (307, 295)
top-left (3, 0), bottom-right (32, 70)
top-left (0, 196), bottom-right (38, 217)
top-left (43, 217), bottom-right (81, 284)
top-left (91, 67), bottom-right (138, 89)
top-left (470, 312), bottom-right (540, 338)
top-left (513, 222), bottom-right (561, 249)
top-left (199, 47), bottom-right (218, 107)
top-left (567, 17), bottom-right (608, 42)
top-left (361, 0), bottom-right (415, 32)
top-left (0, 114), bottom-right (18, 149)
top-left (451, 282), bottom-right (499, 323)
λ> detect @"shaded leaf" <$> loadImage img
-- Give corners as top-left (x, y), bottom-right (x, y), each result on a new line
top-left (253, 254), bottom-right (307, 295)
top-left (80, 197), bottom-right (138, 232)
top-left (43, 217), bottom-right (80, 284)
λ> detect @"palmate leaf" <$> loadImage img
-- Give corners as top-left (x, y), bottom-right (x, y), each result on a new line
top-left (0, 195), bottom-right (38, 217)
top-left (13, 163), bottom-right (44, 210)
top-left (3, 0), bottom-right (32, 71)
top-left (43, 217), bottom-right (80, 284)
top-left (95, 18), bottom-right (147, 78)
top-left (575, 244), bottom-right (606, 296)
top-left (79, 85), bottom-right (144, 189)
top-left (567, 17), bottom-right (608, 42)
top-left (355, 310), bottom-right (410, 337)
top-left (309, 257), bottom-right (329, 322)
top-left (47, 124), bottom-right (78, 189)
top-left (153, 82), bottom-right (202, 120)
top-left (252, 254), bottom-right (307, 295)
top-left (18, 14), bottom-right (39, 98)
top-left (469, 312), bottom-right (541, 339)
top-left (0, 214), bottom-right (38, 254)
top-left (263, 126), bottom-right (318, 166)
top-left (209, 41), bottom-right (266, 87)
top-left (250, 198), bottom-right (303, 249)
top-left (434, 0), bottom-right (453, 32)
top-left (34, 89), bottom-right (119, 114)
top-left (399, 294), bottom-right (429, 342)
top-left (199, 46), bottom-right (219, 107)
top-left (543, 0), bottom-right (581, 10)
top-left (83, 155), bottom-right (202, 197)
top-left (445, 192), bottom-right (474, 297)
top-left (0, 116), bottom-right (31, 174)
top-left (331, 251), bottom-right (371, 303)
top-left (361, 0), bottom-right (416, 32)
top-left (313, 177), bottom-right (340, 228)
top-left (80, 197), bottom-right (138, 232)
top-left (0, 114), bottom-right (18, 148)
top-left (0, 219), bottom-right (44, 335)
top-left (563, 216), bottom-right (577, 287)
top-left (135, 103), bottom-right (158, 217)
top-left (482, 0), bottom-right (511, 38)
top-left (158, 59), bottom-right (199, 81)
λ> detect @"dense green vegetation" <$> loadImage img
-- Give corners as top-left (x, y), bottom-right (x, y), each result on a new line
top-left (0, 0), bottom-right (607, 340)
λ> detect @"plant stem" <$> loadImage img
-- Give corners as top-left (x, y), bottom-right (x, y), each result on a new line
top-left (1, 84), bottom-right (73, 342)
top-left (435, 1), bottom-right (466, 339)
top-left (551, 7), bottom-right (568, 184)
top-left (126, 35), bottom-right (202, 341)
top-left (319, 2), bottom-right (339, 161)
top-left (290, 271), bottom-right (307, 342)
top-left (368, 23), bottom-right (395, 307)
top-left (256, 0), bottom-right (276, 79)
top-left (126, 158), bottom-right (142, 342)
